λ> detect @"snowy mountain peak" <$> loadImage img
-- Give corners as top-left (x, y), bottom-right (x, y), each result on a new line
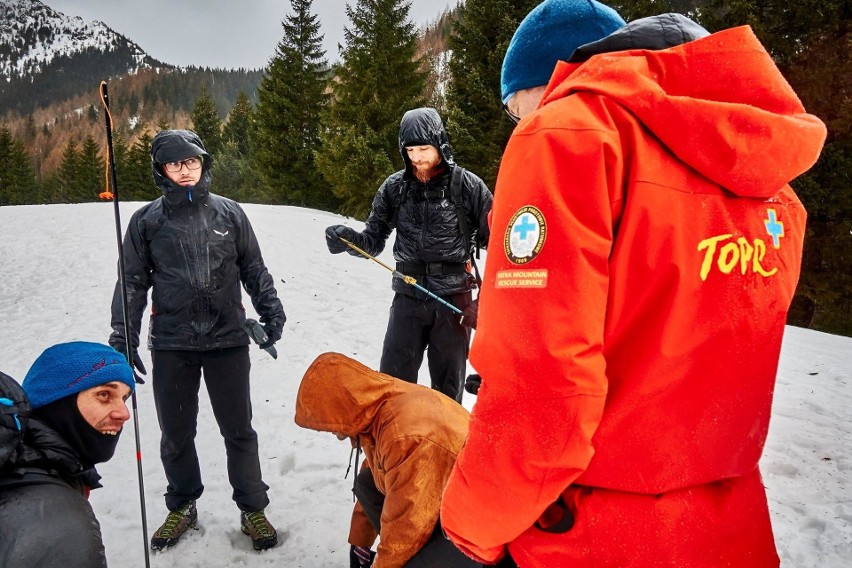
top-left (0, 0), bottom-right (155, 79)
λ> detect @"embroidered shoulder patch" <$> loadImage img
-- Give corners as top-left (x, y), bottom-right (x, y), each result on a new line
top-left (504, 206), bottom-right (546, 265)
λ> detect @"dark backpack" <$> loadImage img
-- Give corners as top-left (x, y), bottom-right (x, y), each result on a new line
top-left (0, 371), bottom-right (30, 470)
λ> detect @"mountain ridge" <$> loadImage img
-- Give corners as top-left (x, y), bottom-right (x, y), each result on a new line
top-left (0, 0), bottom-right (163, 80)
top-left (0, 0), bottom-right (179, 115)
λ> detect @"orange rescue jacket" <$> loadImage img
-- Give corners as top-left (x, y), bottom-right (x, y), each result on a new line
top-left (441, 25), bottom-right (826, 566)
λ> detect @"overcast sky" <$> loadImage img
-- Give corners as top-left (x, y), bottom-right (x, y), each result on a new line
top-left (45, 0), bottom-right (459, 69)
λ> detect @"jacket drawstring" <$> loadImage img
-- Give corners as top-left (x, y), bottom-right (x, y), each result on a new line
top-left (345, 437), bottom-right (362, 503)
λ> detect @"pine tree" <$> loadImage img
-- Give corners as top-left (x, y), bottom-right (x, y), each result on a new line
top-left (0, 125), bottom-right (39, 205)
top-left (315, 0), bottom-right (427, 217)
top-left (191, 84), bottom-right (222, 156)
top-left (56, 138), bottom-right (81, 203)
top-left (211, 142), bottom-right (248, 201)
top-left (7, 138), bottom-right (40, 204)
top-left (23, 114), bottom-right (37, 143)
top-left (444, 0), bottom-right (540, 191)
top-left (253, 0), bottom-right (334, 209)
top-left (126, 129), bottom-right (155, 201)
top-left (223, 91), bottom-right (253, 157)
top-left (77, 135), bottom-right (103, 202)
top-left (0, 125), bottom-right (14, 204)
top-left (110, 132), bottom-right (131, 200)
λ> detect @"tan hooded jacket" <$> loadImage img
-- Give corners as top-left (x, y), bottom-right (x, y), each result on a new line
top-left (295, 353), bottom-right (470, 568)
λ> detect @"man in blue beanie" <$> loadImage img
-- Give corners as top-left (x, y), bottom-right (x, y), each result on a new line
top-left (499, 0), bottom-right (625, 121)
top-left (0, 341), bottom-right (135, 568)
top-left (442, 0), bottom-right (825, 566)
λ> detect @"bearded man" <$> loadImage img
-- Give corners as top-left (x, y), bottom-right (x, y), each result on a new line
top-left (325, 108), bottom-right (492, 403)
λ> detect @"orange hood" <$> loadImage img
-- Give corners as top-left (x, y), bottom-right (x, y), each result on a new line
top-left (540, 25), bottom-right (826, 198)
top-left (295, 352), bottom-right (397, 437)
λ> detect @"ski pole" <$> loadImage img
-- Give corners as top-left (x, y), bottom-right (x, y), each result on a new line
top-left (99, 80), bottom-right (151, 568)
top-left (339, 238), bottom-right (463, 315)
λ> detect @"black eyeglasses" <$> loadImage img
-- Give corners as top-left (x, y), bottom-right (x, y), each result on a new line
top-left (163, 157), bottom-right (202, 173)
top-left (502, 102), bottom-right (520, 124)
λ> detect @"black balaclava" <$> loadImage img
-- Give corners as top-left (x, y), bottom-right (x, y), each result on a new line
top-left (33, 394), bottom-right (123, 469)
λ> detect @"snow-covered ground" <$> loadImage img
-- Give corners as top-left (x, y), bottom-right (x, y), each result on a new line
top-left (0, 202), bottom-right (849, 567)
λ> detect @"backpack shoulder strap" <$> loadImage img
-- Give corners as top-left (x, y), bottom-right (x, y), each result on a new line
top-left (389, 180), bottom-right (413, 230)
top-left (449, 166), bottom-right (468, 252)
top-left (0, 371), bottom-right (30, 470)
top-left (450, 167), bottom-right (483, 286)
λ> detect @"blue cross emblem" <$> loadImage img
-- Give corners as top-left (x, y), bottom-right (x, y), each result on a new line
top-left (513, 214), bottom-right (537, 240)
top-left (764, 209), bottom-right (784, 248)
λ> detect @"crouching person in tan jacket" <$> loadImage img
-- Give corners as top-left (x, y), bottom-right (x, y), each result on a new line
top-left (295, 352), bottom-right (485, 568)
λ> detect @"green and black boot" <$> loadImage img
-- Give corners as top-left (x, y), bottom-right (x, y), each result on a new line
top-left (150, 501), bottom-right (197, 551)
top-left (240, 510), bottom-right (278, 550)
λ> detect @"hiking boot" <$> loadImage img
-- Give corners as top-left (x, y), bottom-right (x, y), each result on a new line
top-left (240, 510), bottom-right (278, 550)
top-left (150, 501), bottom-right (197, 551)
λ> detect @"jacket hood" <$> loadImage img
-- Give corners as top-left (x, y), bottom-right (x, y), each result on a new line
top-left (150, 129), bottom-right (213, 205)
top-left (539, 18), bottom-right (827, 197)
top-left (295, 353), bottom-right (398, 437)
top-left (398, 107), bottom-right (454, 174)
top-left (568, 13), bottom-right (709, 62)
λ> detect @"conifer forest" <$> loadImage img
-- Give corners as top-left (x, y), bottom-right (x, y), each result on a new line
top-left (0, 0), bottom-right (849, 335)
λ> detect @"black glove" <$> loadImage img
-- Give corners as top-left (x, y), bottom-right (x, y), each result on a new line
top-left (459, 298), bottom-right (479, 330)
top-left (464, 374), bottom-right (481, 395)
top-left (110, 342), bottom-right (147, 384)
top-left (326, 225), bottom-right (356, 254)
top-left (260, 325), bottom-right (281, 349)
top-left (350, 545), bottom-right (376, 568)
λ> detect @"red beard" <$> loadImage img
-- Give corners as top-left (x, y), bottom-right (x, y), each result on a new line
top-left (413, 159), bottom-right (444, 183)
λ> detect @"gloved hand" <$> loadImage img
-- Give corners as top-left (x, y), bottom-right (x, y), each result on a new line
top-left (326, 225), bottom-right (356, 254)
top-left (260, 325), bottom-right (281, 350)
top-left (459, 298), bottom-right (479, 330)
top-left (110, 342), bottom-right (147, 384)
top-left (464, 374), bottom-right (481, 395)
top-left (349, 545), bottom-right (376, 568)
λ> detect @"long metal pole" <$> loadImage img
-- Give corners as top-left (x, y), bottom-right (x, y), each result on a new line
top-left (99, 81), bottom-right (151, 568)
top-left (339, 237), bottom-right (463, 315)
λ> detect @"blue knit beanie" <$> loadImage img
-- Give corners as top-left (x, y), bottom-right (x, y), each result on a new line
top-left (501, 0), bottom-right (626, 103)
top-left (23, 342), bottom-right (135, 409)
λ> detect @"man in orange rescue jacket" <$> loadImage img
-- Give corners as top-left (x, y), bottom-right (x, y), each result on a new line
top-left (295, 353), bottom-right (482, 568)
top-left (440, 1), bottom-right (827, 566)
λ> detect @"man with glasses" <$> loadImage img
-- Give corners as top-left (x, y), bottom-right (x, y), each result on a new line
top-left (441, 0), bottom-right (825, 566)
top-left (108, 129), bottom-right (285, 552)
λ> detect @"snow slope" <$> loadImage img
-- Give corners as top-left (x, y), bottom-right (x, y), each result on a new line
top-left (0, 202), bottom-right (849, 567)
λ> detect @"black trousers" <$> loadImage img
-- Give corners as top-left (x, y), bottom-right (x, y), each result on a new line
top-left (379, 291), bottom-right (472, 402)
top-left (354, 468), bottom-right (484, 568)
top-left (151, 346), bottom-right (269, 512)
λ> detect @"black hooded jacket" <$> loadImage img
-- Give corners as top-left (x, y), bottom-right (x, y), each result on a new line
top-left (1, 373), bottom-right (108, 567)
top-left (345, 108), bottom-right (493, 298)
top-left (110, 130), bottom-right (285, 351)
